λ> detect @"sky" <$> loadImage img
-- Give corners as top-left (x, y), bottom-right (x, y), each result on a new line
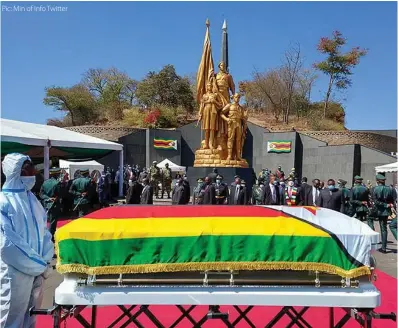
top-left (1, 1), bottom-right (397, 130)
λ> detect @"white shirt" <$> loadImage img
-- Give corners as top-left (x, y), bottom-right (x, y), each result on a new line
top-left (269, 184), bottom-right (276, 202)
top-left (312, 186), bottom-right (319, 205)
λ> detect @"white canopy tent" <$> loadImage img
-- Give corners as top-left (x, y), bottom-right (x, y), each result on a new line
top-left (59, 160), bottom-right (104, 179)
top-left (375, 162), bottom-right (398, 173)
top-left (157, 158), bottom-right (186, 172)
top-left (1, 119), bottom-right (124, 196)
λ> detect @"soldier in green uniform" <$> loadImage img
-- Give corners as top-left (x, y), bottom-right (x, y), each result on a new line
top-left (161, 163), bottom-right (172, 199)
top-left (69, 169), bottom-right (92, 217)
top-left (350, 176), bottom-right (372, 227)
top-left (214, 175), bottom-right (229, 205)
top-left (192, 178), bottom-right (205, 205)
top-left (40, 167), bottom-right (62, 242)
top-left (258, 169), bottom-right (268, 184)
top-left (337, 179), bottom-right (351, 215)
top-left (149, 161), bottom-right (161, 199)
top-left (252, 179), bottom-right (264, 205)
top-left (371, 174), bottom-right (395, 253)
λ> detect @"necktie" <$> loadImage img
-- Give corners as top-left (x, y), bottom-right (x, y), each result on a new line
top-left (272, 185), bottom-right (276, 202)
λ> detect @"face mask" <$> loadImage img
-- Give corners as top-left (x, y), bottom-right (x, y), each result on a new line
top-left (288, 181), bottom-right (294, 187)
top-left (21, 176), bottom-right (36, 191)
top-left (328, 185), bottom-right (335, 190)
top-left (216, 180), bottom-right (221, 184)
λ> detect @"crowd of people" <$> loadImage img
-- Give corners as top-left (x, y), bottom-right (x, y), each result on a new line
top-left (188, 166), bottom-right (397, 254)
top-left (0, 152), bottom-right (397, 327)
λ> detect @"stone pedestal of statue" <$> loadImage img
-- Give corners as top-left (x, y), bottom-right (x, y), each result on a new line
top-left (193, 148), bottom-right (249, 168)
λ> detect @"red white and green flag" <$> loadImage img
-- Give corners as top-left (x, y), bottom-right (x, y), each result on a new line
top-left (153, 138), bottom-right (177, 150)
top-left (267, 140), bottom-right (292, 153)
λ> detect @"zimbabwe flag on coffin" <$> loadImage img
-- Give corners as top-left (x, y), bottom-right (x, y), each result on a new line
top-left (154, 138), bottom-right (177, 150)
top-left (267, 140), bottom-right (292, 153)
top-left (55, 206), bottom-right (375, 278)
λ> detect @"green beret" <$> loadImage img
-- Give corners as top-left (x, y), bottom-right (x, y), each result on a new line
top-left (354, 175), bottom-right (363, 180)
top-left (376, 174), bottom-right (386, 180)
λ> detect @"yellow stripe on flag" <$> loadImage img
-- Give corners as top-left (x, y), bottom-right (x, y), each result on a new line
top-left (56, 216), bottom-right (329, 242)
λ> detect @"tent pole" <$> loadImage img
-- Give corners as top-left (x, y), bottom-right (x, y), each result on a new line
top-left (44, 145), bottom-right (50, 180)
top-left (118, 149), bottom-right (124, 197)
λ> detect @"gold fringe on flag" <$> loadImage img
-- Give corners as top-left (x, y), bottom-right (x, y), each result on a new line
top-left (56, 261), bottom-right (370, 279)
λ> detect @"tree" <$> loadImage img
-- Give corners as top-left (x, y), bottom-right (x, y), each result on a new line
top-left (136, 65), bottom-right (194, 112)
top-left (43, 84), bottom-right (98, 126)
top-left (314, 31), bottom-right (367, 118)
top-left (82, 67), bottom-right (138, 120)
top-left (280, 43), bottom-right (303, 123)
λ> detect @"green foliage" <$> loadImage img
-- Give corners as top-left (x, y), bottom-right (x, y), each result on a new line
top-left (122, 107), bottom-right (146, 127)
top-left (136, 65), bottom-right (194, 111)
top-left (44, 84), bottom-right (99, 126)
top-left (314, 31), bottom-right (367, 117)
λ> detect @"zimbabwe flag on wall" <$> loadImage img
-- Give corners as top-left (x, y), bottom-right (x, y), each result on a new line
top-left (153, 138), bottom-right (177, 150)
top-left (267, 140), bottom-right (292, 153)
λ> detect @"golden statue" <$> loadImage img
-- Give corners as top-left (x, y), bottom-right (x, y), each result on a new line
top-left (214, 61), bottom-right (235, 106)
top-left (197, 82), bottom-right (223, 149)
top-left (220, 93), bottom-right (248, 161)
top-left (193, 19), bottom-right (248, 168)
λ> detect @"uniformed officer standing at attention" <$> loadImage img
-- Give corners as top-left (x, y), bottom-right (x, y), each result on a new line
top-left (252, 179), bottom-right (265, 205)
top-left (337, 179), bottom-right (351, 215)
top-left (350, 176), bottom-right (371, 228)
top-left (192, 178), bottom-right (205, 205)
top-left (214, 174), bottom-right (229, 205)
top-left (371, 174), bottom-right (395, 253)
top-left (40, 167), bottom-right (62, 241)
top-left (69, 169), bottom-right (92, 217)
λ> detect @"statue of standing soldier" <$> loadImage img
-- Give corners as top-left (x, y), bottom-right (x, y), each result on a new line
top-left (149, 161), bottom-right (161, 199)
top-left (161, 163), bottom-right (172, 199)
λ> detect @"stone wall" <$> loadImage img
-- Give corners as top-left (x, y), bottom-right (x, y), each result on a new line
top-left (66, 126), bottom-right (144, 141)
top-left (301, 131), bottom-right (397, 154)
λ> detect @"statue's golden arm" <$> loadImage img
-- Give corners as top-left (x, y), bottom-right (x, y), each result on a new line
top-left (220, 104), bottom-right (231, 122)
top-left (229, 75), bottom-right (236, 95)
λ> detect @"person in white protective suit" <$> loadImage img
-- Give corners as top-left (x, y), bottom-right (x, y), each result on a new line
top-left (1, 153), bottom-right (54, 328)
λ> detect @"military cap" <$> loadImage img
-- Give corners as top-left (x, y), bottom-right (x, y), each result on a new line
top-left (354, 175), bottom-right (363, 180)
top-left (287, 176), bottom-right (294, 181)
top-left (337, 179), bottom-right (347, 185)
top-left (197, 178), bottom-right (203, 183)
top-left (216, 174), bottom-right (223, 179)
top-left (376, 174), bottom-right (386, 180)
top-left (241, 179), bottom-right (246, 184)
top-left (49, 167), bottom-right (61, 175)
top-left (234, 175), bottom-right (240, 179)
top-left (153, 161), bottom-right (157, 164)
top-left (80, 169), bottom-right (89, 174)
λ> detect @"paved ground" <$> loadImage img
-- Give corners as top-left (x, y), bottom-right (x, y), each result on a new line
top-left (41, 211), bottom-right (397, 309)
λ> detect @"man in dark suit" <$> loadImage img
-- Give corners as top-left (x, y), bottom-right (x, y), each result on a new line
top-left (140, 178), bottom-right (153, 205)
top-left (316, 179), bottom-right (344, 212)
top-left (229, 177), bottom-right (248, 205)
top-left (202, 176), bottom-right (216, 205)
top-left (262, 174), bottom-right (281, 205)
top-left (172, 178), bottom-right (186, 205)
top-left (182, 174), bottom-right (191, 204)
top-left (208, 168), bottom-right (219, 184)
top-left (301, 178), bottom-right (320, 206)
top-left (126, 174), bottom-right (143, 204)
